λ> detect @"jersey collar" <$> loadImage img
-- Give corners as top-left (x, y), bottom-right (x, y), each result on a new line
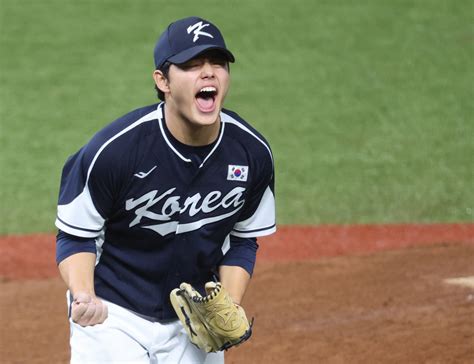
top-left (156, 102), bottom-right (225, 168)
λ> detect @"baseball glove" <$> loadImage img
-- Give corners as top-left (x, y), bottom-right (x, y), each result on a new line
top-left (170, 281), bottom-right (253, 353)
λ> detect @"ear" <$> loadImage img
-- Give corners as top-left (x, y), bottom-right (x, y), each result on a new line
top-left (153, 70), bottom-right (170, 94)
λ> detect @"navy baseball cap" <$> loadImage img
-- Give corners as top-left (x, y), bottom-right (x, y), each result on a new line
top-left (154, 16), bottom-right (235, 70)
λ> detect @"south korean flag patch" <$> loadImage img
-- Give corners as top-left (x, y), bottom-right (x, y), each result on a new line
top-left (228, 165), bottom-right (249, 182)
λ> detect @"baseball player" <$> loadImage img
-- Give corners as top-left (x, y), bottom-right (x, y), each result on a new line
top-left (55, 16), bottom-right (275, 363)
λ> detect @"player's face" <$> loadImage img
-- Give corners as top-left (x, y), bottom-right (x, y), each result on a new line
top-left (165, 51), bottom-right (230, 127)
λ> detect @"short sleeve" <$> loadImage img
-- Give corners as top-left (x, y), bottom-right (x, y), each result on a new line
top-left (231, 150), bottom-right (276, 238)
top-left (55, 139), bottom-right (121, 238)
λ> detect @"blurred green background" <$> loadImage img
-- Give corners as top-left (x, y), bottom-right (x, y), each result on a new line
top-left (1, 0), bottom-right (473, 234)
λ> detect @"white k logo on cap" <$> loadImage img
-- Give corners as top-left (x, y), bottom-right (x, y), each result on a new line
top-left (187, 21), bottom-right (214, 42)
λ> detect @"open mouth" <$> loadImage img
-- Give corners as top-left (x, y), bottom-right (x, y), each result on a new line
top-left (195, 86), bottom-right (218, 112)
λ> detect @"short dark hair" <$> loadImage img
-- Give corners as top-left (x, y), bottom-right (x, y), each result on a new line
top-left (155, 61), bottom-right (171, 101)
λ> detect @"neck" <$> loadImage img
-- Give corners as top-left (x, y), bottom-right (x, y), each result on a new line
top-left (163, 104), bottom-right (220, 146)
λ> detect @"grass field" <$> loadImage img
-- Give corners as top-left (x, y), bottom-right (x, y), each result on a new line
top-left (0, 0), bottom-right (473, 234)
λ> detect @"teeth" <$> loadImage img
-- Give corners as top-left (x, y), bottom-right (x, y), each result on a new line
top-left (200, 86), bottom-right (216, 93)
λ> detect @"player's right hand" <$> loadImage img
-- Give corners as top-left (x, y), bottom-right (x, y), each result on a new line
top-left (71, 292), bottom-right (108, 327)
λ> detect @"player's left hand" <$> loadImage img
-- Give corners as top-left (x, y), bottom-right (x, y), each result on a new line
top-left (170, 282), bottom-right (253, 352)
top-left (71, 292), bottom-right (108, 327)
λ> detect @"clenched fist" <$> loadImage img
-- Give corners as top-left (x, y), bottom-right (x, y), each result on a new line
top-left (71, 292), bottom-right (108, 327)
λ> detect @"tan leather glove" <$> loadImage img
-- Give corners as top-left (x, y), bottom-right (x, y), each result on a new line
top-left (170, 282), bottom-right (253, 353)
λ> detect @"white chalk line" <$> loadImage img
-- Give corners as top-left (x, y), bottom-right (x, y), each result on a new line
top-left (443, 276), bottom-right (474, 289)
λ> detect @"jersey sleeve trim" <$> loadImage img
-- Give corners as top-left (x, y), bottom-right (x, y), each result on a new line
top-left (56, 216), bottom-right (103, 233)
top-left (56, 187), bottom-right (105, 237)
top-left (231, 186), bottom-right (276, 238)
top-left (231, 225), bottom-right (276, 238)
top-left (232, 224), bottom-right (276, 234)
top-left (56, 191), bottom-right (105, 238)
top-left (55, 219), bottom-right (103, 238)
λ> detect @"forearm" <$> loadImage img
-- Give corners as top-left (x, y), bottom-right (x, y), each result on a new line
top-left (218, 265), bottom-right (251, 305)
top-left (58, 252), bottom-right (96, 296)
top-left (58, 252), bottom-right (108, 326)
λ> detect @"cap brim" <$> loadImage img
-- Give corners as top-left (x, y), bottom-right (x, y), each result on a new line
top-left (168, 45), bottom-right (235, 65)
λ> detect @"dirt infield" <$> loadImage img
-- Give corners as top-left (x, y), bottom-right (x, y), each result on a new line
top-left (1, 224), bottom-right (473, 363)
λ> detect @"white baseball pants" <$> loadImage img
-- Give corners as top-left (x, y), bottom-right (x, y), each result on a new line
top-left (67, 295), bottom-right (224, 364)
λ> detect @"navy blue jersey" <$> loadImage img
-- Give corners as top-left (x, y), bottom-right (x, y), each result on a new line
top-left (55, 102), bottom-right (276, 320)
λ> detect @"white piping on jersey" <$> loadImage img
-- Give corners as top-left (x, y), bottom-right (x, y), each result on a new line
top-left (95, 229), bottom-right (106, 265)
top-left (158, 119), bottom-right (192, 162)
top-left (156, 104), bottom-right (192, 163)
top-left (86, 108), bottom-right (160, 181)
top-left (156, 103), bottom-right (225, 167)
top-left (221, 234), bottom-right (231, 255)
top-left (220, 112), bottom-right (274, 165)
top-left (199, 121), bottom-right (224, 168)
